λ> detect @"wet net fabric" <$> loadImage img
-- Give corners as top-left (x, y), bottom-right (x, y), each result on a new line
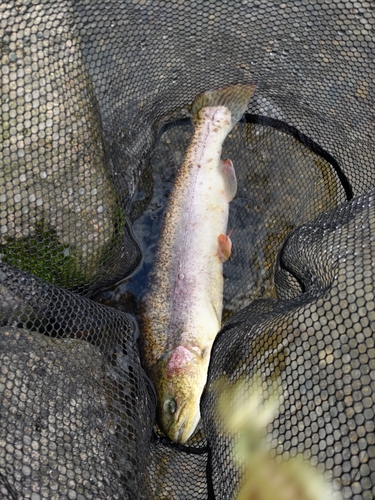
top-left (0, 265), bottom-right (155, 499)
top-left (203, 190), bottom-right (375, 500)
top-left (1, 0), bottom-right (375, 499)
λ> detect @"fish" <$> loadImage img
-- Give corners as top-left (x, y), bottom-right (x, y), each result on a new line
top-left (141, 83), bottom-right (256, 443)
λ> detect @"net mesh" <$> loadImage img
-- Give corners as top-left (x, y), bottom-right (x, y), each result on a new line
top-left (1, 0), bottom-right (375, 498)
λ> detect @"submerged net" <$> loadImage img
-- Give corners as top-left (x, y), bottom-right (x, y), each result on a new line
top-left (1, 0), bottom-right (375, 498)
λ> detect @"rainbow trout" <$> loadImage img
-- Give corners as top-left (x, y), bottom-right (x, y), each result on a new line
top-left (141, 84), bottom-right (256, 443)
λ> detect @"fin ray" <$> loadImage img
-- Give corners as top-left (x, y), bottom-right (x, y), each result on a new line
top-left (191, 83), bottom-right (256, 127)
top-left (217, 232), bottom-right (233, 262)
top-left (220, 158), bottom-right (237, 201)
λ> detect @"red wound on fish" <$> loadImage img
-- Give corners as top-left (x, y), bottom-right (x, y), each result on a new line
top-left (217, 233), bottom-right (232, 262)
top-left (166, 346), bottom-right (195, 377)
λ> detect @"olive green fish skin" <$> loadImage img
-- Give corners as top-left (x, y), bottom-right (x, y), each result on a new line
top-left (141, 84), bottom-right (256, 443)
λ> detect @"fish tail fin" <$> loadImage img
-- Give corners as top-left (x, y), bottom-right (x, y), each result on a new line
top-left (191, 83), bottom-right (256, 127)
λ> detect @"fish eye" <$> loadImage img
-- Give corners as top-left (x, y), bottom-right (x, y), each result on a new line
top-left (164, 398), bottom-right (177, 415)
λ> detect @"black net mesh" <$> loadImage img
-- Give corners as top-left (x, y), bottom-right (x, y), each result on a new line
top-left (203, 190), bottom-right (375, 500)
top-left (1, 0), bottom-right (375, 498)
top-left (0, 265), bottom-right (155, 499)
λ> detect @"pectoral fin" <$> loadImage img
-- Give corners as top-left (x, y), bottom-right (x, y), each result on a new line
top-left (217, 232), bottom-right (233, 262)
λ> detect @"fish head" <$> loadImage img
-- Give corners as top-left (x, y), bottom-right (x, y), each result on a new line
top-left (152, 345), bottom-right (208, 444)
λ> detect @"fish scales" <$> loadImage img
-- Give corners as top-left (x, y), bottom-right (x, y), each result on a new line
top-left (145, 114), bottom-right (230, 359)
top-left (141, 84), bottom-right (256, 443)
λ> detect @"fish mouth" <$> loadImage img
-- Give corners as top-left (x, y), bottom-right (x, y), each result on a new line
top-left (165, 402), bottom-right (192, 443)
top-left (172, 415), bottom-right (197, 444)
top-left (173, 417), bottom-right (189, 443)
top-left (170, 401), bottom-right (187, 429)
top-left (167, 400), bottom-right (201, 444)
